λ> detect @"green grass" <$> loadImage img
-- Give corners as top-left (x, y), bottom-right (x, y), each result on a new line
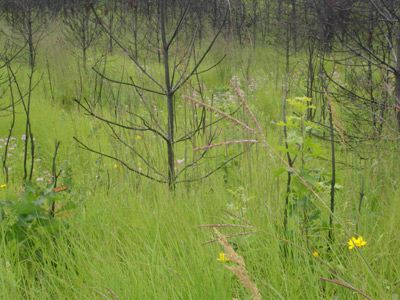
top-left (0, 28), bottom-right (399, 300)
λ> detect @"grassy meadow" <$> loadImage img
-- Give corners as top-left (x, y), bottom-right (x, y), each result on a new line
top-left (0, 23), bottom-right (400, 300)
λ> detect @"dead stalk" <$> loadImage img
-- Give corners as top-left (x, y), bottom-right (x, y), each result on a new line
top-left (319, 277), bottom-right (374, 300)
top-left (214, 229), bottom-right (261, 300)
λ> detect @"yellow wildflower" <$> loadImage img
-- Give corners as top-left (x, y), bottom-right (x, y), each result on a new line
top-left (217, 252), bottom-right (230, 262)
top-left (113, 163), bottom-right (119, 169)
top-left (313, 252), bottom-right (319, 258)
top-left (136, 135), bottom-right (142, 140)
top-left (348, 236), bottom-right (367, 249)
top-left (0, 184), bottom-right (6, 188)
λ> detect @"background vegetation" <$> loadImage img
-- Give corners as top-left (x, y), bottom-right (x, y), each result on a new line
top-left (0, 0), bottom-right (399, 299)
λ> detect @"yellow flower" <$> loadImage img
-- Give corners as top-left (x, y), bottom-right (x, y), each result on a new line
top-left (0, 184), bottom-right (6, 188)
top-left (217, 252), bottom-right (230, 262)
top-left (136, 135), bottom-right (142, 140)
top-left (113, 164), bottom-right (119, 169)
top-left (313, 251), bottom-right (319, 258)
top-left (348, 236), bottom-right (367, 249)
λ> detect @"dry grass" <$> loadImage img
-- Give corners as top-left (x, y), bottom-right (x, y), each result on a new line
top-left (214, 228), bottom-right (261, 300)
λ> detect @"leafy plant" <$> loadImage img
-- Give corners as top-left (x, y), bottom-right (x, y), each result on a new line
top-left (0, 182), bottom-right (78, 250)
top-left (276, 97), bottom-right (331, 240)
top-left (226, 186), bottom-right (250, 217)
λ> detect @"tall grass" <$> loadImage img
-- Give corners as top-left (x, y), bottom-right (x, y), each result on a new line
top-left (0, 27), bottom-right (399, 300)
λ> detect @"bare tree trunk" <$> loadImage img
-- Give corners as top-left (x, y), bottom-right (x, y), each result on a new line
top-left (27, 5), bottom-right (34, 69)
top-left (282, 80), bottom-right (293, 231)
top-left (82, 15), bottom-right (87, 70)
top-left (395, 24), bottom-right (400, 129)
top-left (327, 101), bottom-right (336, 245)
top-left (160, 1), bottom-right (175, 189)
top-left (321, 72), bottom-right (336, 245)
top-left (109, 14), bottom-right (113, 52)
top-left (367, 10), bottom-right (376, 130)
top-left (285, 23), bottom-right (290, 74)
top-left (252, 0), bottom-right (257, 48)
top-left (25, 4), bottom-right (35, 181)
top-left (134, 5), bottom-right (138, 59)
top-left (291, 0), bottom-right (297, 51)
top-left (277, 0), bottom-right (282, 21)
top-left (306, 38), bottom-right (315, 120)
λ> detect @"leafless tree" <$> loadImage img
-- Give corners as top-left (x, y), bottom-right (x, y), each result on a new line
top-left (311, 0), bottom-right (400, 132)
top-left (62, 1), bottom-right (102, 70)
top-left (74, 1), bottom-right (249, 189)
top-left (3, 0), bottom-right (49, 181)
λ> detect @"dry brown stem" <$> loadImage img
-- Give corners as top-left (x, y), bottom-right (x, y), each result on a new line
top-left (194, 140), bottom-right (261, 151)
top-left (200, 230), bottom-right (261, 245)
top-left (193, 224), bottom-right (253, 228)
top-left (325, 90), bottom-right (347, 149)
top-left (319, 277), bottom-right (373, 300)
top-left (183, 95), bottom-right (257, 134)
top-left (214, 228), bottom-right (261, 300)
top-left (231, 81), bottom-right (265, 138)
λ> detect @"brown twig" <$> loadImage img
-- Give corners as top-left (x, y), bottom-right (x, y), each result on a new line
top-left (231, 81), bottom-right (264, 138)
top-left (104, 287), bottom-right (121, 300)
top-left (194, 140), bottom-right (261, 151)
top-left (201, 230), bottom-right (261, 245)
top-left (183, 95), bottom-right (257, 134)
top-left (193, 224), bottom-right (254, 228)
top-left (94, 290), bottom-right (113, 300)
top-left (319, 277), bottom-right (374, 300)
top-left (223, 209), bottom-right (254, 226)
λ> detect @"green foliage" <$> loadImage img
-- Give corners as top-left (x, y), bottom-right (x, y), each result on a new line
top-left (226, 186), bottom-right (250, 217)
top-left (0, 182), bottom-right (78, 248)
top-left (277, 97), bottom-right (330, 236)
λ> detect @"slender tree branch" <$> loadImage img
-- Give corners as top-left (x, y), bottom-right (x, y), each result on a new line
top-left (90, 3), bottom-right (166, 93)
top-left (73, 137), bottom-right (166, 183)
top-left (91, 67), bottom-right (166, 96)
top-left (176, 151), bottom-right (246, 183)
top-left (172, 6), bottom-right (230, 92)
